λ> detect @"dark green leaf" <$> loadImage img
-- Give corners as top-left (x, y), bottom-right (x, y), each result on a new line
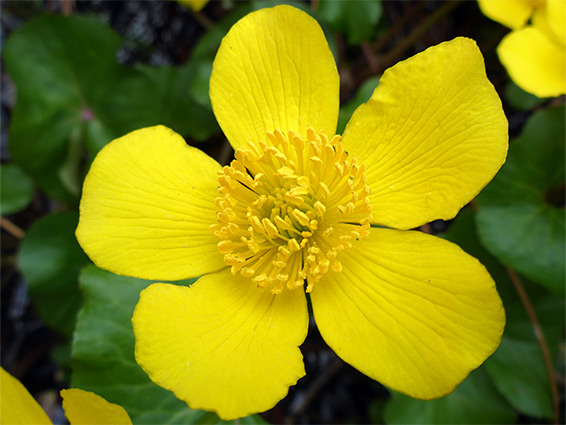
top-left (476, 106), bottom-right (565, 295)
top-left (442, 208), bottom-right (565, 418)
top-left (188, 60), bottom-right (214, 110)
top-left (384, 368), bottom-right (516, 424)
top-left (318, 0), bottom-right (382, 44)
top-left (72, 265), bottom-right (266, 424)
top-left (0, 164), bottom-right (35, 215)
top-left (485, 270), bottom-right (564, 419)
top-left (134, 64), bottom-right (220, 141)
top-left (337, 76), bottom-right (379, 134)
top-left (486, 338), bottom-right (552, 418)
top-left (51, 340), bottom-right (73, 380)
top-left (83, 118), bottom-right (117, 158)
top-left (4, 14), bottom-right (122, 203)
top-left (18, 212), bottom-right (90, 336)
top-left (505, 81), bottom-right (547, 111)
top-left (5, 14), bottom-right (220, 201)
top-left (90, 63), bottom-right (220, 150)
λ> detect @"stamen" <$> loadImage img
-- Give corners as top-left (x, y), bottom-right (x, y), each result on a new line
top-left (211, 128), bottom-right (372, 294)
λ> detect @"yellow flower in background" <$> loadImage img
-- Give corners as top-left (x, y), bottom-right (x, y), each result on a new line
top-left (176, 0), bottom-right (208, 12)
top-left (76, 5), bottom-right (508, 420)
top-left (0, 368), bottom-right (132, 425)
top-left (478, 0), bottom-right (566, 97)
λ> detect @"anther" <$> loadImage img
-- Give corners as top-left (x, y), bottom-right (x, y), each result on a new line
top-left (213, 127), bottom-right (372, 294)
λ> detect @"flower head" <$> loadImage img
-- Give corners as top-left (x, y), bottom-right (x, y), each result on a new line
top-left (76, 5), bottom-right (508, 420)
top-left (478, 0), bottom-right (566, 97)
top-left (212, 128), bottom-right (372, 294)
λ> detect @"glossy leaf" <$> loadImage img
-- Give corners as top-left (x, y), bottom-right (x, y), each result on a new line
top-left (0, 164), bottom-right (35, 215)
top-left (91, 63), bottom-right (220, 153)
top-left (443, 208), bottom-right (565, 418)
top-left (383, 368), bottom-right (516, 424)
top-left (4, 14), bottom-right (220, 203)
top-left (71, 265), bottom-right (267, 425)
top-left (476, 106), bottom-right (565, 295)
top-left (505, 81), bottom-right (546, 111)
top-left (4, 14), bottom-right (122, 203)
top-left (18, 212), bottom-right (90, 336)
top-left (318, 0), bottom-right (383, 44)
top-left (485, 273), bottom-right (564, 419)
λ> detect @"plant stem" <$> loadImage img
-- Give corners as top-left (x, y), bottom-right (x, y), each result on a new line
top-left (379, 0), bottom-right (461, 73)
top-left (372, 2), bottom-right (425, 54)
top-left (506, 267), bottom-right (559, 425)
top-left (361, 42), bottom-right (379, 74)
top-left (190, 10), bottom-right (213, 29)
top-left (0, 217), bottom-right (25, 239)
top-left (310, 0), bottom-right (320, 12)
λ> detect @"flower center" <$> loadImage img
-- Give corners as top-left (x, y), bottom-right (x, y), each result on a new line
top-left (211, 128), bottom-right (372, 294)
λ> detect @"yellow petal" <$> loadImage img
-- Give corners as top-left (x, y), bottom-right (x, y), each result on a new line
top-left (477, 0), bottom-right (535, 29)
top-left (311, 228), bottom-right (505, 399)
top-left (132, 270), bottom-right (308, 420)
top-left (544, 0), bottom-right (566, 44)
top-left (76, 125), bottom-right (225, 281)
top-left (342, 38), bottom-right (507, 230)
top-left (209, 5), bottom-right (339, 151)
top-left (498, 26), bottom-right (566, 98)
top-left (0, 368), bottom-right (52, 425)
top-left (61, 389), bottom-right (132, 425)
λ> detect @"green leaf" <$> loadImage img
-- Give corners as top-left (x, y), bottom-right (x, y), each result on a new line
top-left (135, 64), bottom-right (219, 141)
top-left (318, 0), bottom-right (382, 44)
top-left (4, 14), bottom-right (122, 203)
top-left (188, 60), bottom-right (214, 110)
top-left (485, 266), bottom-right (564, 419)
top-left (51, 340), bottom-right (73, 381)
top-left (72, 266), bottom-right (267, 424)
top-left (83, 117), bottom-right (117, 158)
top-left (383, 368), bottom-right (516, 424)
top-left (89, 63), bottom-right (220, 152)
top-left (476, 106), bottom-right (565, 295)
top-left (505, 81), bottom-right (547, 111)
top-left (486, 338), bottom-right (552, 418)
top-left (18, 212), bottom-right (90, 336)
top-left (442, 208), bottom-right (565, 419)
top-left (4, 14), bottom-right (220, 202)
top-left (0, 164), bottom-right (35, 215)
top-left (337, 76), bottom-right (380, 134)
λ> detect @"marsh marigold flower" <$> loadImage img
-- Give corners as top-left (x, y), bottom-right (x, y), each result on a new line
top-left (1, 367), bottom-right (132, 425)
top-left (76, 5), bottom-right (508, 420)
top-left (478, 0), bottom-right (566, 97)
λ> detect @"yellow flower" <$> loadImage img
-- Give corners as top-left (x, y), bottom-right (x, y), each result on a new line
top-left (176, 0), bottom-right (208, 12)
top-left (0, 367), bottom-right (132, 425)
top-left (478, 0), bottom-right (566, 97)
top-left (76, 5), bottom-right (508, 420)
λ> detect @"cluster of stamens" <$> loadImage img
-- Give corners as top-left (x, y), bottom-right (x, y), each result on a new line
top-left (210, 128), bottom-right (372, 294)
